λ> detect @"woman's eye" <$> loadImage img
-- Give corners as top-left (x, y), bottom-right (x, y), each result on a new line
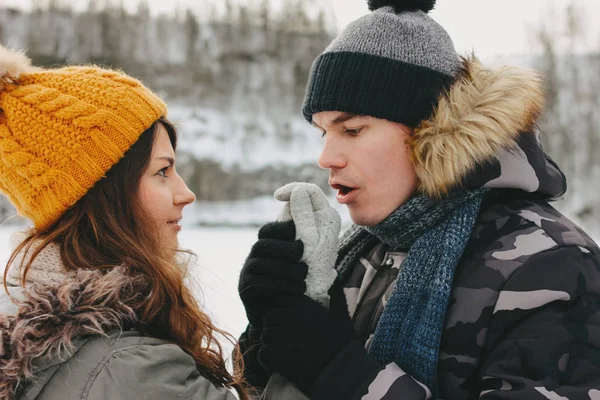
top-left (157, 167), bottom-right (168, 177)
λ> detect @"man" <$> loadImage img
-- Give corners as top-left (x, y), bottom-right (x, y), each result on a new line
top-left (237, 0), bottom-right (600, 399)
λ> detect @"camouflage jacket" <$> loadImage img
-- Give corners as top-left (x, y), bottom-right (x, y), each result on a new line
top-left (316, 59), bottom-right (600, 399)
top-left (337, 191), bottom-right (600, 399)
top-left (261, 194), bottom-right (600, 400)
top-left (260, 57), bottom-right (600, 399)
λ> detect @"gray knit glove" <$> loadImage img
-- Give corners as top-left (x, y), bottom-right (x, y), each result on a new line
top-left (274, 182), bottom-right (341, 305)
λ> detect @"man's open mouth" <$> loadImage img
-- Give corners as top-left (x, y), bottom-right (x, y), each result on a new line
top-left (332, 183), bottom-right (355, 195)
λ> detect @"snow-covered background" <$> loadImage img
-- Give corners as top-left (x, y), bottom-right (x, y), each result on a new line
top-left (1, 1), bottom-right (599, 236)
top-left (1, 0), bottom-right (600, 366)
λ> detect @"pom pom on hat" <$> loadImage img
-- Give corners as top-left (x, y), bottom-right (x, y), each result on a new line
top-left (367, 0), bottom-right (436, 13)
top-left (0, 45), bottom-right (38, 91)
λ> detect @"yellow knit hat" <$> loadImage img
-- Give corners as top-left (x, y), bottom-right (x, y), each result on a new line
top-left (0, 46), bottom-right (167, 231)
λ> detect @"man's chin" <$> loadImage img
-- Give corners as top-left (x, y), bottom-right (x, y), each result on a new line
top-left (349, 209), bottom-right (384, 227)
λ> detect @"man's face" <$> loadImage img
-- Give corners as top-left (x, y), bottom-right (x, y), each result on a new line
top-left (313, 111), bottom-right (418, 227)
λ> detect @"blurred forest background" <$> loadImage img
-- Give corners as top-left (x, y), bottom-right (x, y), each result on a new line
top-left (0, 0), bottom-right (599, 237)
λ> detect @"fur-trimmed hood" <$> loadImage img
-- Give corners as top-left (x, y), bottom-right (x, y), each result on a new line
top-left (411, 56), bottom-right (566, 200)
top-left (0, 267), bottom-right (149, 399)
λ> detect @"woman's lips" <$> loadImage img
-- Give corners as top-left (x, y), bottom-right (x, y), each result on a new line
top-left (167, 218), bottom-right (182, 231)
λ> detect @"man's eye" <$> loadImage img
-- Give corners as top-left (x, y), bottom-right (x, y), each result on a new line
top-left (345, 128), bottom-right (362, 135)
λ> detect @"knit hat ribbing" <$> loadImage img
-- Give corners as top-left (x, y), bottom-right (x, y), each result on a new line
top-left (302, 1), bottom-right (460, 127)
top-left (0, 46), bottom-right (167, 231)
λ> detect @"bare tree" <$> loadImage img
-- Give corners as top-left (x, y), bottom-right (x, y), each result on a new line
top-left (533, 0), bottom-right (600, 234)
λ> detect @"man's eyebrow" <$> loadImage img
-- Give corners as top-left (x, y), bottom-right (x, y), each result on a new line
top-left (332, 112), bottom-right (362, 125)
top-left (312, 113), bottom-right (364, 129)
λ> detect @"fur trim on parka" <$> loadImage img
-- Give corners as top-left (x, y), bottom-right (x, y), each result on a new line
top-left (0, 267), bottom-right (149, 399)
top-left (411, 55), bottom-right (545, 198)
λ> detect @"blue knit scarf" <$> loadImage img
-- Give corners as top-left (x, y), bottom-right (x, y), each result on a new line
top-left (336, 189), bottom-right (487, 396)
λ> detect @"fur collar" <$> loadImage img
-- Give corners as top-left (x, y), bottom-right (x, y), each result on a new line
top-left (411, 55), bottom-right (545, 198)
top-left (0, 266), bottom-right (148, 399)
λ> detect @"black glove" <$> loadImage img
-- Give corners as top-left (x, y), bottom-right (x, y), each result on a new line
top-left (236, 324), bottom-right (271, 390)
top-left (259, 280), bottom-right (383, 400)
top-left (238, 220), bottom-right (308, 329)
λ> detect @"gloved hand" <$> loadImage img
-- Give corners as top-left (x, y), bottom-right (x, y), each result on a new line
top-left (259, 280), bottom-right (383, 399)
top-left (238, 220), bottom-right (308, 329)
top-left (236, 324), bottom-right (270, 390)
top-left (275, 182), bottom-right (341, 304)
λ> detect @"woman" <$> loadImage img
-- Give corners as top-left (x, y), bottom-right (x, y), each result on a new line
top-left (0, 46), bottom-right (248, 399)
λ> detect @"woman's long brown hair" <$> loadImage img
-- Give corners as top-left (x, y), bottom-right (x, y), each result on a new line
top-left (3, 117), bottom-right (249, 399)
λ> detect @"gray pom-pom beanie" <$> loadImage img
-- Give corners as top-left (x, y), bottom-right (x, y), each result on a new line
top-left (302, 0), bottom-right (461, 127)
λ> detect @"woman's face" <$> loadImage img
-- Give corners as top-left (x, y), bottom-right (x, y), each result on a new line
top-left (138, 124), bottom-right (196, 249)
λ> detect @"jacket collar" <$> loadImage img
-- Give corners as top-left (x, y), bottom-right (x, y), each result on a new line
top-left (0, 259), bottom-right (147, 399)
top-left (411, 55), bottom-right (566, 200)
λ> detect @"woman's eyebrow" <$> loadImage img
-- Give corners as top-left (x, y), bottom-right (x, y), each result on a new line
top-left (155, 156), bottom-right (174, 166)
